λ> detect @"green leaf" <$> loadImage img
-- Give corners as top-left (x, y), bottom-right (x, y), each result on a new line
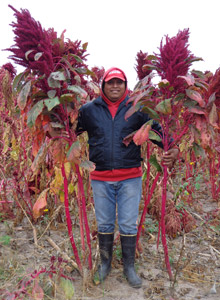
top-left (149, 131), bottom-right (162, 142)
top-left (75, 67), bottom-right (92, 75)
top-left (17, 81), bottom-right (32, 110)
top-left (155, 98), bottom-right (172, 114)
top-left (67, 85), bottom-right (87, 98)
top-left (60, 278), bottom-right (75, 300)
top-left (174, 93), bottom-right (185, 102)
top-left (183, 99), bottom-right (197, 108)
top-left (195, 182), bottom-right (200, 190)
top-left (158, 79), bottom-right (170, 88)
top-left (141, 106), bottom-right (160, 120)
top-left (191, 69), bottom-right (206, 79)
top-left (69, 53), bottom-right (83, 63)
top-left (12, 72), bottom-right (27, 92)
top-left (193, 143), bottom-right (205, 158)
top-left (47, 90), bottom-right (57, 99)
top-left (51, 71), bottom-right (66, 81)
top-left (125, 103), bottom-right (141, 120)
top-left (146, 54), bottom-right (157, 61)
top-left (149, 154), bottom-right (162, 172)
top-left (60, 56), bottom-right (77, 72)
top-left (44, 97), bottom-right (60, 111)
top-left (27, 100), bottom-right (44, 127)
top-left (142, 64), bottom-right (156, 71)
top-left (48, 76), bottom-right (61, 88)
top-left (60, 93), bottom-right (74, 103)
top-left (48, 71), bottom-right (66, 88)
top-left (0, 235), bottom-right (11, 245)
top-left (188, 56), bottom-right (203, 63)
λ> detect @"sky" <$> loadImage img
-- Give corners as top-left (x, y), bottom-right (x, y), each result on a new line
top-left (1, 0), bottom-right (220, 89)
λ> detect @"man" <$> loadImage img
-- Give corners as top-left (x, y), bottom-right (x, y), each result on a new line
top-left (77, 67), bottom-right (179, 288)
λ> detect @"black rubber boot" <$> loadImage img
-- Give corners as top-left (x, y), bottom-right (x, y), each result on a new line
top-left (98, 232), bottom-right (114, 282)
top-left (120, 234), bottom-right (142, 288)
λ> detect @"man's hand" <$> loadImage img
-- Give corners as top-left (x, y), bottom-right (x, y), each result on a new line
top-left (48, 126), bottom-right (69, 139)
top-left (162, 148), bottom-right (179, 168)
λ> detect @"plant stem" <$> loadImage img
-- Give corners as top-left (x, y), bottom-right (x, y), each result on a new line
top-left (75, 164), bottom-right (93, 269)
top-left (61, 163), bottom-right (82, 272)
top-left (137, 171), bottom-right (161, 248)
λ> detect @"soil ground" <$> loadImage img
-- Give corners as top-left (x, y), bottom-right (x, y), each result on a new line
top-left (0, 182), bottom-right (220, 300)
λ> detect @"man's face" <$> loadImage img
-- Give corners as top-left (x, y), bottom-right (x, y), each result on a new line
top-left (104, 78), bottom-right (126, 102)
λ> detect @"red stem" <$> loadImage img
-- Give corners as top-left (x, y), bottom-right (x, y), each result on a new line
top-left (161, 166), bottom-right (173, 280)
top-left (137, 171), bottom-right (161, 248)
top-left (159, 116), bottom-right (173, 280)
top-left (61, 164), bottom-right (82, 272)
top-left (75, 164), bottom-right (93, 269)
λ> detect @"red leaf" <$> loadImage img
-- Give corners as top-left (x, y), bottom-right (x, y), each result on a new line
top-left (178, 75), bottom-right (195, 86)
top-left (32, 278), bottom-right (44, 300)
top-left (186, 89), bottom-right (205, 107)
top-left (209, 103), bottom-right (219, 128)
top-left (188, 107), bottom-right (205, 115)
top-left (123, 131), bottom-right (136, 146)
top-left (133, 124), bottom-right (151, 145)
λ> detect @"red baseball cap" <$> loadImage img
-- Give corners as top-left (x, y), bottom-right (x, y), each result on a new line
top-left (104, 68), bottom-right (126, 82)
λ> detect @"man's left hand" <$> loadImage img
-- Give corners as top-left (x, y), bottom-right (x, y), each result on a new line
top-left (162, 148), bottom-right (179, 168)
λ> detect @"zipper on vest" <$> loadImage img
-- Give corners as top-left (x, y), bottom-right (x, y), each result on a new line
top-left (111, 118), bottom-right (115, 170)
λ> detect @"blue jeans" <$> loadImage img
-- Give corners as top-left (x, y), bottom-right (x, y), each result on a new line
top-left (91, 177), bottom-right (142, 235)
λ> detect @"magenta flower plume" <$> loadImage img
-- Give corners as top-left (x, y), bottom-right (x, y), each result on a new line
top-left (6, 5), bottom-right (54, 77)
top-left (90, 66), bottom-right (105, 85)
top-left (155, 28), bottom-right (195, 93)
top-left (135, 50), bottom-right (152, 80)
top-left (2, 63), bottom-right (16, 79)
top-left (207, 68), bottom-right (220, 109)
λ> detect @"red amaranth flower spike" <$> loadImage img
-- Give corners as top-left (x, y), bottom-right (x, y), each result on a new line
top-left (6, 5), bottom-right (54, 77)
top-left (2, 63), bottom-right (16, 78)
top-left (90, 66), bottom-right (105, 85)
top-left (135, 50), bottom-right (152, 80)
top-left (154, 28), bottom-right (196, 93)
top-left (207, 68), bottom-right (220, 108)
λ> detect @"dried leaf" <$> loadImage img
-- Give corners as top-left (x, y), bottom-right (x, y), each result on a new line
top-left (50, 139), bottom-right (67, 165)
top-left (50, 167), bottom-right (63, 194)
top-left (33, 188), bottom-right (49, 220)
top-left (80, 160), bottom-right (96, 172)
top-left (60, 278), bottom-right (75, 300)
top-left (31, 138), bottom-right (52, 175)
top-left (67, 141), bottom-right (81, 164)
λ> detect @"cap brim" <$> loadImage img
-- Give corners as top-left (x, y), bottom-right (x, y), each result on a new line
top-left (104, 74), bottom-right (126, 82)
